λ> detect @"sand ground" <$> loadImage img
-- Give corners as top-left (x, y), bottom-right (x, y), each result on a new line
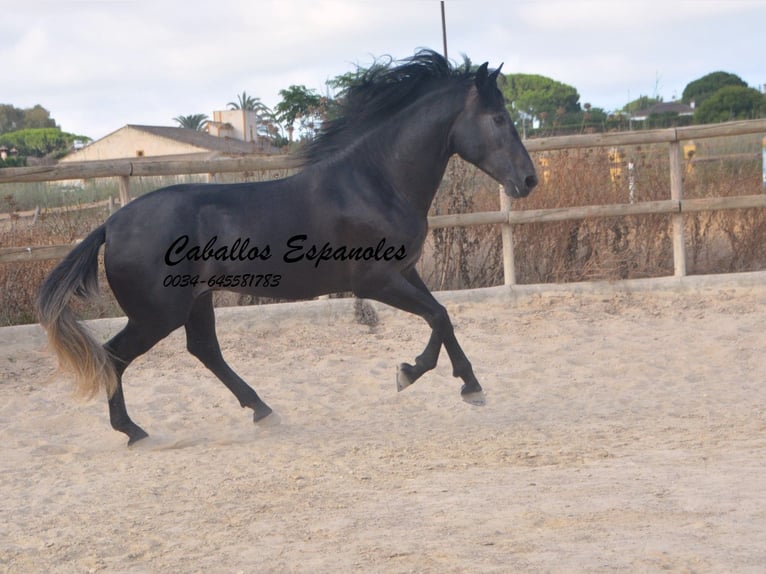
top-left (1, 275), bottom-right (765, 573)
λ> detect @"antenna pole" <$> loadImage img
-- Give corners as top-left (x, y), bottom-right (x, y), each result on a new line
top-left (441, 1), bottom-right (448, 59)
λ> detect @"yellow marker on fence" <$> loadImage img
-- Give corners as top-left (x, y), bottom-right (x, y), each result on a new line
top-left (538, 155), bottom-right (551, 185)
top-left (608, 147), bottom-right (623, 183)
top-left (683, 141), bottom-right (696, 177)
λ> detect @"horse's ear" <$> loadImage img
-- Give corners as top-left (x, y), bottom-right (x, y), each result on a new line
top-left (475, 62), bottom-right (489, 90)
top-left (489, 63), bottom-right (504, 83)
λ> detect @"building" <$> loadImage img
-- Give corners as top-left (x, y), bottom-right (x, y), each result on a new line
top-left (630, 102), bottom-right (694, 126)
top-left (207, 109), bottom-right (263, 143)
top-left (61, 115), bottom-right (276, 163)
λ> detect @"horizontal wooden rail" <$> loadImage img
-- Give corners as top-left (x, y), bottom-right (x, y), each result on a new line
top-left (508, 200), bottom-right (678, 224)
top-left (4, 194), bottom-right (766, 264)
top-left (680, 194), bottom-right (766, 213)
top-left (429, 210), bottom-right (506, 229)
top-left (0, 243), bottom-right (78, 263)
top-left (427, 194), bottom-right (766, 229)
top-left (0, 154), bottom-right (302, 184)
top-left (0, 199), bottom-right (113, 221)
top-left (524, 119), bottom-right (766, 152)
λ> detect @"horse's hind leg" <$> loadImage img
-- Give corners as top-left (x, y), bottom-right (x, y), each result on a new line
top-left (361, 268), bottom-right (483, 404)
top-left (105, 320), bottom-right (178, 445)
top-left (394, 269), bottom-right (442, 391)
top-left (184, 292), bottom-right (273, 423)
top-left (397, 331), bottom-right (441, 391)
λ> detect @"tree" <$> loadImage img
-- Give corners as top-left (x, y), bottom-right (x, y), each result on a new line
top-left (0, 104), bottom-right (57, 135)
top-left (326, 70), bottom-right (365, 95)
top-left (0, 128), bottom-right (89, 159)
top-left (500, 74), bottom-right (581, 132)
top-left (682, 71), bottom-right (747, 107)
top-left (693, 86), bottom-right (765, 124)
top-left (323, 61), bottom-right (394, 123)
top-left (622, 95), bottom-right (662, 115)
top-left (23, 105), bottom-right (57, 130)
top-left (579, 103), bottom-right (609, 133)
top-left (228, 91), bottom-right (271, 114)
top-left (173, 114), bottom-right (209, 131)
top-left (275, 85), bottom-right (323, 142)
top-left (0, 105), bottom-right (23, 134)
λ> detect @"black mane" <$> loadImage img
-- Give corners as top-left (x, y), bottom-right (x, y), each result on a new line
top-left (301, 49), bottom-right (474, 165)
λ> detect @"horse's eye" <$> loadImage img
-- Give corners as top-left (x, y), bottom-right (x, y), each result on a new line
top-left (493, 114), bottom-right (506, 126)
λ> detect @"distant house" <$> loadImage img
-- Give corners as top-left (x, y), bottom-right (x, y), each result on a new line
top-left (630, 101), bottom-right (694, 123)
top-left (207, 110), bottom-right (264, 142)
top-left (60, 122), bottom-right (276, 163)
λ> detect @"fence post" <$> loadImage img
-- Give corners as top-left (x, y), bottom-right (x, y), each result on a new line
top-left (498, 185), bottom-right (516, 285)
top-left (669, 140), bottom-right (687, 276)
top-left (118, 175), bottom-right (131, 206)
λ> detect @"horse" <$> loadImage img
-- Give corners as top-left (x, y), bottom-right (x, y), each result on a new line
top-left (36, 50), bottom-right (538, 445)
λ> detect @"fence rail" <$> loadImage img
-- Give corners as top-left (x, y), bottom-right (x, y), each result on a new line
top-left (2, 119), bottom-right (766, 283)
top-left (0, 154), bottom-right (303, 183)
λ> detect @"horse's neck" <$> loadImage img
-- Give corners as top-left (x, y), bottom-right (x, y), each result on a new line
top-left (368, 88), bottom-right (465, 214)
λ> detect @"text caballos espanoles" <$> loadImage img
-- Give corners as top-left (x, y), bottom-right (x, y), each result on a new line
top-left (164, 234), bottom-right (407, 268)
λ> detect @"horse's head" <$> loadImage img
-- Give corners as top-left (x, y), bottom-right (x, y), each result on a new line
top-left (450, 62), bottom-right (538, 198)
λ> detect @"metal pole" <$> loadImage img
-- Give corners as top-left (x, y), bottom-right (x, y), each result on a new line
top-left (441, 1), bottom-right (448, 59)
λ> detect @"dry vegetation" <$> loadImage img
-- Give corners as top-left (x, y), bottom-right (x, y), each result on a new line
top-left (1, 135), bottom-right (764, 326)
top-left (420, 134), bottom-right (764, 287)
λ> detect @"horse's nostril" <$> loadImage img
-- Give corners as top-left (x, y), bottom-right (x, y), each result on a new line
top-left (525, 174), bottom-right (539, 190)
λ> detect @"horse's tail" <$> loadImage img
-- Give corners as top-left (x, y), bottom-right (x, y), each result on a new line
top-left (36, 224), bottom-right (117, 399)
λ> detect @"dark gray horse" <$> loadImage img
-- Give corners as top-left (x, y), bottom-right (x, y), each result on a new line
top-left (37, 50), bottom-right (537, 445)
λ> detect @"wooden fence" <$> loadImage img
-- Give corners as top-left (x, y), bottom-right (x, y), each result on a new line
top-left (1, 119), bottom-right (766, 285)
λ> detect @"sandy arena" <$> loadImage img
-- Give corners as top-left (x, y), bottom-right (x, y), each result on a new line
top-left (1, 274), bottom-right (765, 573)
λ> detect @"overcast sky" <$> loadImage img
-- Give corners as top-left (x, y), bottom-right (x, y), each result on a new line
top-left (3, 0), bottom-right (764, 140)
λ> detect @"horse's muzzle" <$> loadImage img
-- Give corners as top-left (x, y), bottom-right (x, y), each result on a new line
top-left (507, 174), bottom-right (538, 198)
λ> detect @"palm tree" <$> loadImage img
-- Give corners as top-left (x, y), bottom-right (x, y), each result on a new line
top-left (227, 91), bottom-right (281, 145)
top-left (173, 114), bottom-right (209, 131)
top-left (227, 91), bottom-right (271, 115)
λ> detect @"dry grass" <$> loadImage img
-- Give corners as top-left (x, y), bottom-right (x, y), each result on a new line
top-left (420, 138), bottom-right (763, 288)
top-left (1, 139), bottom-right (763, 326)
top-left (0, 202), bottom-right (119, 326)
top-left (511, 146), bottom-right (676, 283)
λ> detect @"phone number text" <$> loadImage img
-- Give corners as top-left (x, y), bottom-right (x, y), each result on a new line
top-left (163, 274), bottom-right (282, 288)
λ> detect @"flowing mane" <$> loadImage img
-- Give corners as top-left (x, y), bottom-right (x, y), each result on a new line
top-left (301, 49), bottom-right (475, 165)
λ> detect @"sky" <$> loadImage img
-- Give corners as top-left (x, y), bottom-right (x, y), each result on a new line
top-left (2, 0), bottom-right (764, 141)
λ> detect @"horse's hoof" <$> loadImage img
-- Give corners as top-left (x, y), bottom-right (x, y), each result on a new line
top-left (253, 402), bottom-right (273, 422)
top-left (461, 385), bottom-right (486, 406)
top-left (253, 411), bottom-right (281, 428)
top-left (397, 363), bottom-right (415, 392)
top-left (127, 427), bottom-right (149, 447)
